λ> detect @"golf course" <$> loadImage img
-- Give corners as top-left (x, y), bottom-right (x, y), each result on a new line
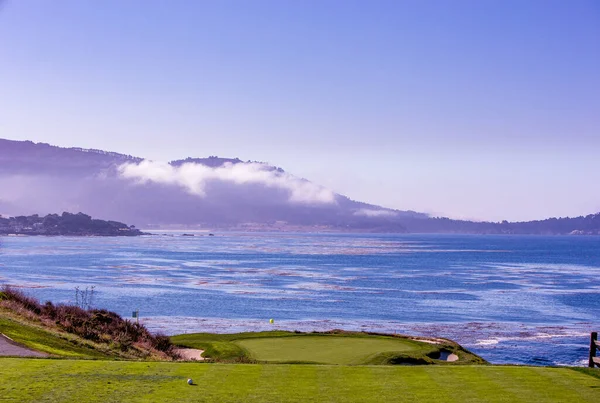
top-left (1, 323), bottom-right (600, 403)
top-left (1, 290), bottom-right (599, 402)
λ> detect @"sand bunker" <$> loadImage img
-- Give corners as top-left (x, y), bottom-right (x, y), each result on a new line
top-left (429, 350), bottom-right (459, 362)
top-left (175, 348), bottom-right (205, 361)
top-left (439, 351), bottom-right (459, 362)
top-left (408, 336), bottom-right (446, 345)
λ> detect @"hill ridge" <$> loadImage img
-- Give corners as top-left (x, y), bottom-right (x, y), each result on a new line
top-left (1, 138), bottom-right (599, 234)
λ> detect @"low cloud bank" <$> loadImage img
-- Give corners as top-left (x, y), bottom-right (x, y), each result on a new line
top-left (354, 208), bottom-right (398, 217)
top-left (118, 160), bottom-right (336, 204)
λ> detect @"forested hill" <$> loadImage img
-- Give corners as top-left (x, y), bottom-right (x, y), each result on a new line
top-left (0, 212), bottom-right (144, 236)
top-left (399, 213), bottom-right (600, 235)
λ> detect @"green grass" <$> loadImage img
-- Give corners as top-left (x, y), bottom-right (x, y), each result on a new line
top-left (171, 331), bottom-right (311, 361)
top-left (171, 330), bottom-right (485, 365)
top-left (0, 358), bottom-right (598, 402)
top-left (237, 335), bottom-right (421, 364)
top-left (0, 316), bottom-right (109, 358)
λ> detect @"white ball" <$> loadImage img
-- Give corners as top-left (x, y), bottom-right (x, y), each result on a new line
top-left (187, 378), bottom-right (193, 385)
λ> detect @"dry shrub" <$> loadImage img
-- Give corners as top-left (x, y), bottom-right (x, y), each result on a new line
top-left (150, 333), bottom-right (174, 354)
top-left (0, 287), bottom-right (42, 314)
top-left (0, 285), bottom-right (175, 357)
top-left (0, 299), bottom-right (40, 322)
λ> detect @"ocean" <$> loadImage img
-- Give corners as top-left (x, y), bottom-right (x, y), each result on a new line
top-left (0, 232), bottom-right (598, 366)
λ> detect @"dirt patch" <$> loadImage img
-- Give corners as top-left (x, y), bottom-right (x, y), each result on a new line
top-left (0, 333), bottom-right (48, 357)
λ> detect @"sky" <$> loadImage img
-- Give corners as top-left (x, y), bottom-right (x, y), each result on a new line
top-left (0, 0), bottom-right (599, 221)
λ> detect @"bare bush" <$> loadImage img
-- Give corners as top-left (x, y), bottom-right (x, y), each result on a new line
top-left (0, 285), bottom-right (175, 358)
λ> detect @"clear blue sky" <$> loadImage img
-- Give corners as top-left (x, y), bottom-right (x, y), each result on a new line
top-left (1, 0), bottom-right (598, 221)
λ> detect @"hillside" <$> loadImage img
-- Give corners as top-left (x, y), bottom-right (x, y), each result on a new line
top-left (0, 138), bottom-right (599, 234)
top-left (399, 213), bottom-right (600, 235)
top-left (0, 287), bottom-right (175, 360)
top-left (0, 138), bottom-right (420, 231)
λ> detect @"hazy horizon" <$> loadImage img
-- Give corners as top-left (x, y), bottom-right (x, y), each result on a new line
top-left (1, 1), bottom-right (599, 221)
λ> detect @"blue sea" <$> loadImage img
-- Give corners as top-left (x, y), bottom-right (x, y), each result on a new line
top-left (1, 232), bottom-right (598, 366)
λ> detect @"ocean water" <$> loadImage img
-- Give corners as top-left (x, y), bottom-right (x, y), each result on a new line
top-left (0, 232), bottom-right (598, 366)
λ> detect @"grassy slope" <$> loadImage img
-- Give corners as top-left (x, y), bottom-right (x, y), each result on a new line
top-left (171, 331), bottom-right (484, 365)
top-left (0, 310), bottom-right (167, 360)
top-left (0, 359), bottom-right (599, 402)
top-left (0, 316), bottom-right (109, 358)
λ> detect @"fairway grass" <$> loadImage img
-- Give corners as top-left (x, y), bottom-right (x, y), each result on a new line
top-left (237, 336), bottom-right (420, 364)
top-left (0, 358), bottom-right (599, 402)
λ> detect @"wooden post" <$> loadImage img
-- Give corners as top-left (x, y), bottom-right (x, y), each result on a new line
top-left (590, 332), bottom-right (597, 368)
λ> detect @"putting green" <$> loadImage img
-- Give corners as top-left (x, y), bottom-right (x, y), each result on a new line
top-left (235, 335), bottom-right (421, 364)
top-left (171, 331), bottom-right (485, 365)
